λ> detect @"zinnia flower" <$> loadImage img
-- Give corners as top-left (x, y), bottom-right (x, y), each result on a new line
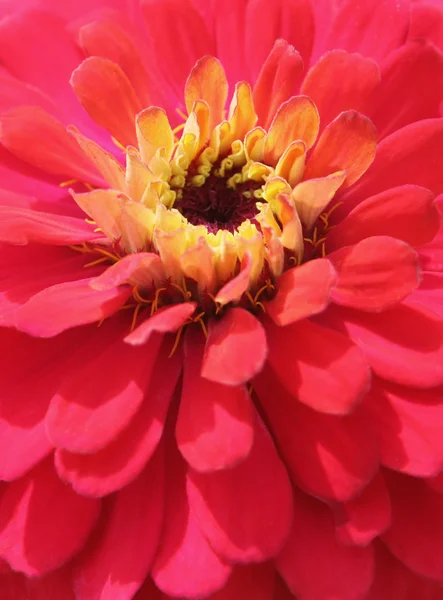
top-left (1, 0), bottom-right (443, 598)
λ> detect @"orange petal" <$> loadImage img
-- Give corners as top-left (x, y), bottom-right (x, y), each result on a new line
top-left (136, 107), bottom-right (174, 164)
top-left (273, 194), bottom-right (304, 254)
top-left (304, 110), bottom-right (377, 188)
top-left (228, 82), bottom-right (258, 144)
top-left (244, 127), bottom-right (267, 162)
top-left (69, 126), bottom-right (126, 191)
top-left (71, 57), bottom-right (142, 147)
top-left (264, 96), bottom-right (320, 166)
top-left (292, 171), bottom-right (347, 229)
top-left (253, 39), bottom-right (304, 129)
top-left (275, 140), bottom-right (306, 187)
top-left (185, 56), bottom-right (228, 130)
top-left (180, 237), bottom-right (216, 293)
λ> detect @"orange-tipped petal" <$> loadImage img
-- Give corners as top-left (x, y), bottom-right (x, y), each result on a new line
top-left (264, 96), bottom-right (320, 166)
top-left (227, 82), bottom-right (258, 144)
top-left (253, 39), bottom-right (304, 129)
top-left (69, 126), bottom-right (126, 191)
top-left (185, 56), bottom-right (228, 129)
top-left (304, 110), bottom-right (377, 188)
top-left (292, 171), bottom-right (347, 229)
top-left (275, 140), bottom-right (306, 187)
top-left (136, 107), bottom-right (174, 164)
top-left (71, 57), bottom-right (142, 147)
top-left (216, 253), bottom-right (253, 305)
top-left (180, 237), bottom-right (216, 293)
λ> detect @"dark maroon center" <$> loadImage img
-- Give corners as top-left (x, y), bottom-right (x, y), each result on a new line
top-left (173, 174), bottom-right (260, 233)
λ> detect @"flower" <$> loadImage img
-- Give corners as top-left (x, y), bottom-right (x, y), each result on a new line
top-left (1, 0), bottom-right (443, 598)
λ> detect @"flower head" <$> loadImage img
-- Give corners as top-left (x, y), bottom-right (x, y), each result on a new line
top-left (1, 0), bottom-right (443, 599)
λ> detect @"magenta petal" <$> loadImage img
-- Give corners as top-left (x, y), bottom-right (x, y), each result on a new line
top-left (54, 339), bottom-right (181, 496)
top-left (209, 564), bottom-right (276, 600)
top-left (276, 489), bottom-right (374, 600)
top-left (151, 445), bottom-right (231, 598)
top-left (73, 448), bottom-right (164, 600)
top-left (327, 303), bottom-right (443, 388)
top-left (202, 308), bottom-right (267, 386)
top-left (265, 317), bottom-right (370, 415)
top-left (177, 328), bottom-right (254, 472)
top-left (15, 277), bottom-right (131, 337)
top-left (187, 418), bottom-right (293, 563)
top-left (0, 457), bottom-right (100, 577)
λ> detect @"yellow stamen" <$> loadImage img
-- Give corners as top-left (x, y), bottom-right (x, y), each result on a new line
top-left (170, 282), bottom-right (192, 301)
top-left (84, 256), bottom-right (109, 268)
top-left (130, 303), bottom-right (143, 332)
top-left (176, 107), bottom-right (188, 121)
top-left (151, 287), bottom-right (167, 316)
top-left (59, 179), bottom-right (78, 188)
top-left (133, 286), bottom-right (152, 305)
top-left (168, 324), bottom-right (185, 358)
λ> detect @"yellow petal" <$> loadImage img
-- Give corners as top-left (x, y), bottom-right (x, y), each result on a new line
top-left (185, 56), bottom-right (228, 130)
top-left (136, 107), bottom-right (174, 164)
top-left (292, 171), bottom-right (346, 229)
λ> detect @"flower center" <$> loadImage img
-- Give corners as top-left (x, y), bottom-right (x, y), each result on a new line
top-left (173, 172), bottom-right (260, 233)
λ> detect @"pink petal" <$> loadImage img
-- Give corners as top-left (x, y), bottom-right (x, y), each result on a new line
top-left (328, 236), bottom-right (420, 312)
top-left (327, 185), bottom-right (440, 250)
top-left (383, 471), bottom-right (443, 581)
top-left (301, 50), bottom-right (380, 132)
top-left (0, 206), bottom-right (98, 246)
top-left (265, 317), bottom-right (370, 415)
top-left (266, 259), bottom-right (336, 326)
top-left (343, 119), bottom-right (443, 210)
top-left (140, 0), bottom-right (214, 98)
top-left (15, 277), bottom-right (132, 337)
top-left (151, 445), bottom-right (231, 598)
top-left (125, 302), bottom-right (197, 346)
top-left (202, 308), bottom-right (267, 386)
top-left (71, 57), bottom-right (142, 147)
top-left (176, 327), bottom-right (254, 472)
top-left (0, 107), bottom-right (103, 185)
top-left (90, 252), bottom-right (166, 290)
top-left (326, 303), bottom-right (443, 388)
top-left (334, 472), bottom-right (391, 546)
top-left (304, 110), bottom-right (377, 188)
top-left (252, 40), bottom-right (304, 129)
top-left (320, 0), bottom-right (409, 63)
top-left (370, 40), bottom-right (443, 139)
top-left (254, 367), bottom-right (378, 502)
top-left (0, 67), bottom-right (58, 115)
top-left (245, 0), bottom-right (314, 80)
top-left (187, 418), bottom-right (293, 563)
top-left (46, 325), bottom-right (162, 453)
top-left (54, 339), bottom-right (181, 496)
top-left (212, 0), bottom-right (249, 85)
top-left (361, 378), bottom-right (443, 477)
top-left (0, 457), bottom-right (100, 576)
top-left (276, 489), bottom-right (374, 600)
top-left (73, 449), bottom-right (164, 600)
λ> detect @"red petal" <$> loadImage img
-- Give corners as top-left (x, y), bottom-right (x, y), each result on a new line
top-left (187, 419), bottom-right (293, 562)
top-left (343, 119), bottom-right (443, 209)
top-left (202, 308), bottom-right (267, 386)
top-left (151, 445), bottom-right (231, 598)
top-left (304, 110), bottom-right (377, 188)
top-left (73, 449), bottom-right (164, 600)
top-left (46, 327), bottom-right (162, 454)
top-left (0, 458), bottom-right (100, 576)
top-left (0, 107), bottom-right (101, 184)
top-left (176, 327), bottom-right (254, 472)
top-left (266, 259), bottom-right (336, 326)
top-left (71, 57), bottom-right (142, 147)
top-left (327, 303), bottom-right (443, 388)
top-left (321, 0), bottom-right (409, 63)
top-left (328, 236), bottom-right (420, 311)
top-left (253, 40), bottom-right (304, 129)
top-left (54, 339), bottom-right (181, 496)
top-left (371, 40), bottom-right (443, 139)
top-left (334, 472), bottom-right (391, 546)
top-left (265, 317), bottom-right (370, 415)
top-left (383, 471), bottom-right (443, 581)
top-left (90, 252), bottom-right (166, 290)
top-left (141, 0), bottom-right (214, 97)
top-left (254, 367), bottom-right (378, 502)
top-left (327, 185), bottom-right (440, 250)
top-left (361, 378), bottom-right (443, 477)
top-left (210, 564), bottom-right (276, 600)
top-left (408, 272), bottom-right (443, 319)
top-left (15, 277), bottom-right (131, 337)
top-left (276, 489), bottom-right (374, 600)
top-left (0, 207), bottom-right (98, 246)
top-left (124, 303), bottom-right (197, 346)
top-left (245, 0), bottom-right (314, 79)
top-left (301, 50), bottom-right (380, 132)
